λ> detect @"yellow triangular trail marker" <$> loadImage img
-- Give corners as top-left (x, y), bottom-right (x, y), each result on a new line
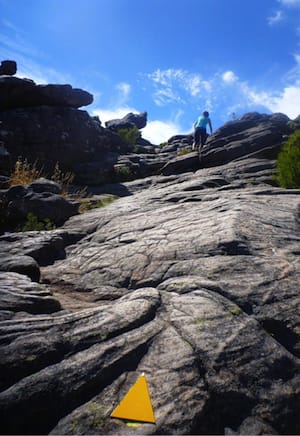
top-left (110, 374), bottom-right (156, 424)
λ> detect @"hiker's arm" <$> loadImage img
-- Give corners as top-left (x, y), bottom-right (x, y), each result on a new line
top-left (208, 120), bottom-right (213, 134)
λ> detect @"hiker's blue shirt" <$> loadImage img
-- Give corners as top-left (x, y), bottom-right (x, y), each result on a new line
top-left (195, 116), bottom-right (211, 129)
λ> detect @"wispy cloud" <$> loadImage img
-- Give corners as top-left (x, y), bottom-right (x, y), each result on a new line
top-left (294, 53), bottom-right (300, 64)
top-left (278, 0), bottom-right (300, 6)
top-left (115, 82), bottom-right (131, 103)
top-left (267, 10), bottom-right (284, 25)
top-left (147, 57), bottom-right (300, 126)
top-left (0, 19), bottom-right (44, 59)
top-left (146, 69), bottom-right (205, 105)
top-left (0, 18), bottom-right (71, 84)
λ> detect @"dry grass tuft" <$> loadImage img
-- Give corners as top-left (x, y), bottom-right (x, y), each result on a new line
top-left (9, 158), bottom-right (43, 186)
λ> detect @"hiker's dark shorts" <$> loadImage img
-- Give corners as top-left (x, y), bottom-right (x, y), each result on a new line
top-left (194, 127), bottom-right (207, 146)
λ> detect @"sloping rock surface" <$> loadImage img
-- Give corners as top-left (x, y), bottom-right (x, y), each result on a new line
top-left (0, 116), bottom-right (299, 435)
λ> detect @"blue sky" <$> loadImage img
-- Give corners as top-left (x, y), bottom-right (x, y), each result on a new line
top-left (1, 0), bottom-right (300, 144)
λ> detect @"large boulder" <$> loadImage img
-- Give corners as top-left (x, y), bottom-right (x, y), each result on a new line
top-left (1, 179), bottom-right (78, 232)
top-left (7, 189), bottom-right (78, 226)
top-left (162, 112), bottom-right (292, 176)
top-left (0, 76), bottom-right (93, 110)
top-left (202, 112), bottom-right (291, 166)
top-left (105, 111), bottom-right (147, 130)
top-left (0, 60), bottom-right (17, 76)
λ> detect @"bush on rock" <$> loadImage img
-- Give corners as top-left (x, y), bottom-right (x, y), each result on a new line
top-left (276, 130), bottom-right (300, 188)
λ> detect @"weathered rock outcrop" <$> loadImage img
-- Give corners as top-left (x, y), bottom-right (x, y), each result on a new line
top-left (0, 178), bottom-right (78, 233)
top-left (105, 111), bottom-right (147, 131)
top-left (0, 111), bottom-right (299, 434)
top-left (0, 62), bottom-right (130, 180)
top-left (0, 105), bottom-right (127, 178)
top-left (161, 112), bottom-right (292, 176)
top-left (0, 76), bottom-right (93, 110)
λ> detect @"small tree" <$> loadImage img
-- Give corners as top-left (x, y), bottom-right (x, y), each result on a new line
top-left (275, 130), bottom-right (300, 188)
top-left (117, 126), bottom-right (141, 145)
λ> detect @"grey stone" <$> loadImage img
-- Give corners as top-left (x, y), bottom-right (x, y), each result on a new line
top-left (0, 112), bottom-right (299, 435)
top-left (105, 112), bottom-right (147, 130)
top-left (0, 60), bottom-right (17, 76)
top-left (0, 76), bottom-right (93, 110)
top-left (28, 178), bottom-right (62, 194)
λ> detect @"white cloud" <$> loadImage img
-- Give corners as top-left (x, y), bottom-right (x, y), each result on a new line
top-left (268, 86), bottom-right (300, 118)
top-left (222, 70), bottom-right (239, 84)
top-left (92, 106), bottom-right (139, 124)
top-left (142, 120), bottom-right (182, 144)
top-left (236, 81), bottom-right (300, 119)
top-left (267, 10), bottom-right (284, 25)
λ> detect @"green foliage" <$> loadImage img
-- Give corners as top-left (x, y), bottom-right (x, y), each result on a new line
top-left (229, 306), bottom-right (241, 316)
top-left (177, 147), bottom-right (193, 156)
top-left (160, 141), bottom-right (168, 148)
top-left (79, 195), bottom-right (118, 213)
top-left (288, 121), bottom-right (296, 130)
top-left (114, 165), bottom-right (133, 181)
top-left (275, 130), bottom-right (300, 188)
top-left (87, 402), bottom-right (107, 430)
top-left (21, 213), bottom-right (56, 231)
top-left (117, 126), bottom-right (141, 145)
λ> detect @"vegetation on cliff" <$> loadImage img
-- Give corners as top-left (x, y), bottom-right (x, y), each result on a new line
top-left (276, 130), bottom-right (300, 188)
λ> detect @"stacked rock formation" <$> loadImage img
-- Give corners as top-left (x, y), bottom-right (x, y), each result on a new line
top-left (0, 61), bottom-right (129, 182)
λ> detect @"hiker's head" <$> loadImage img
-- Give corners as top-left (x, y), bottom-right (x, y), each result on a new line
top-left (203, 111), bottom-right (209, 117)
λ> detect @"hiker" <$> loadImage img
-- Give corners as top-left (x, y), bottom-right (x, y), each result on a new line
top-left (192, 111), bottom-right (213, 151)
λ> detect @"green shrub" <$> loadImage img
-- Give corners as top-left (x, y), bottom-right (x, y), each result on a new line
top-left (117, 126), bottom-right (141, 145)
top-left (21, 213), bottom-right (56, 231)
top-left (275, 130), bottom-right (300, 188)
top-left (114, 165), bottom-right (133, 181)
top-left (78, 195), bottom-right (118, 213)
top-left (159, 141), bottom-right (168, 148)
top-left (177, 148), bottom-right (192, 156)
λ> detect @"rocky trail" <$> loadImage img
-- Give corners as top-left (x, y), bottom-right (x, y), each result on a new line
top-left (1, 153), bottom-right (299, 435)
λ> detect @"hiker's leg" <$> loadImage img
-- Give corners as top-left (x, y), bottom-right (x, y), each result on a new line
top-left (194, 128), bottom-right (200, 147)
top-left (200, 128), bottom-right (206, 146)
